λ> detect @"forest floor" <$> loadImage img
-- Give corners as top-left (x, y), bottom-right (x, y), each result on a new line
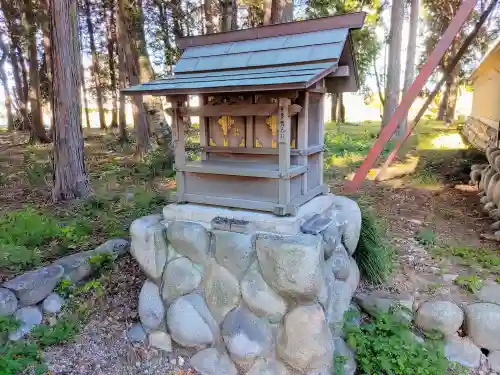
top-left (1, 120), bottom-right (499, 374)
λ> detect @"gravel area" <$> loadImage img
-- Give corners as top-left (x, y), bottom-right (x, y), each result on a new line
top-left (42, 256), bottom-right (198, 375)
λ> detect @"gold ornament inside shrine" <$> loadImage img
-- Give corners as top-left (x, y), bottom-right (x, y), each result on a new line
top-left (123, 14), bottom-right (365, 215)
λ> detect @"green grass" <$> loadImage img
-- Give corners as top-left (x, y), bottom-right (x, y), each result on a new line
top-left (354, 204), bottom-right (395, 284)
top-left (454, 274), bottom-right (483, 294)
top-left (432, 246), bottom-right (500, 270)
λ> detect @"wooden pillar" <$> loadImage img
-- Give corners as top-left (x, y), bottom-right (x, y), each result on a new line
top-left (199, 95), bottom-right (208, 160)
top-left (297, 92), bottom-right (309, 194)
top-left (172, 96), bottom-right (187, 202)
top-left (278, 97), bottom-right (291, 210)
top-left (318, 92), bottom-right (325, 186)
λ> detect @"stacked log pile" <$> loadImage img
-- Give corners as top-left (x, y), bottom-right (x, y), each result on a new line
top-left (470, 145), bottom-right (500, 238)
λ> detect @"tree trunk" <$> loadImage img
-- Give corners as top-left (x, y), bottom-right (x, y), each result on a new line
top-left (50, 0), bottom-right (93, 201)
top-left (118, 0), bottom-right (150, 156)
top-left (107, 0), bottom-right (118, 128)
top-left (9, 48), bottom-right (29, 130)
top-left (0, 33), bottom-right (14, 131)
top-left (382, 0), bottom-right (404, 134)
top-left (271, 0), bottom-right (280, 24)
top-left (24, 0), bottom-right (49, 143)
top-left (437, 81), bottom-right (450, 121)
top-left (445, 66), bottom-right (460, 124)
top-left (1, 0), bottom-right (30, 131)
top-left (156, 0), bottom-right (173, 72)
top-left (400, 0), bottom-right (419, 132)
top-left (41, 0), bottom-right (53, 132)
top-left (263, 0), bottom-right (272, 25)
top-left (18, 46), bottom-right (30, 128)
top-left (204, 0), bottom-right (214, 33)
top-left (339, 93), bottom-right (345, 123)
top-left (330, 93), bottom-right (338, 122)
top-left (121, 0), bottom-right (166, 136)
top-left (280, 0), bottom-right (293, 23)
top-left (84, 0), bottom-right (106, 129)
top-left (117, 0), bottom-right (128, 141)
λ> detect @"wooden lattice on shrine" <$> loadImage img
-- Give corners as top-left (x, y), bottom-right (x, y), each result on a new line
top-left (124, 13), bottom-right (365, 216)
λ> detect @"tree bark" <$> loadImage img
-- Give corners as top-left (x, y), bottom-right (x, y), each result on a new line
top-left (204, 0), bottom-right (214, 33)
top-left (24, 0), bottom-right (50, 143)
top-left (121, 0), bottom-right (166, 137)
top-left (437, 80), bottom-right (450, 121)
top-left (280, 0), bottom-right (293, 23)
top-left (271, 0), bottom-right (280, 24)
top-left (1, 0), bottom-right (30, 131)
top-left (107, 0), bottom-right (118, 128)
top-left (400, 0), bottom-right (419, 132)
top-left (445, 66), bottom-right (460, 124)
top-left (84, 0), bottom-right (106, 129)
top-left (263, 0), bottom-right (272, 25)
top-left (41, 0), bottom-right (53, 132)
top-left (382, 0), bottom-right (404, 134)
top-left (156, 0), bottom-right (173, 72)
top-left (118, 0), bottom-right (150, 156)
top-left (117, 0), bottom-right (128, 141)
top-left (339, 93), bottom-right (345, 123)
top-left (50, 0), bottom-right (93, 201)
top-left (330, 93), bottom-right (338, 123)
top-left (0, 33), bottom-right (14, 131)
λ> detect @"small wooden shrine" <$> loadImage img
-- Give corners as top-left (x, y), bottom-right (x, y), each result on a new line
top-left (124, 13), bottom-right (365, 216)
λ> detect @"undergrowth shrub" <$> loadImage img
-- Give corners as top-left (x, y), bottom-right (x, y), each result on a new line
top-left (0, 207), bottom-right (92, 272)
top-left (345, 311), bottom-right (467, 375)
top-left (354, 205), bottom-right (394, 284)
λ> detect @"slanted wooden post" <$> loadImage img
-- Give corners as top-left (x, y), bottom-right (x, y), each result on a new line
top-left (172, 96), bottom-right (187, 202)
top-left (278, 98), bottom-right (291, 214)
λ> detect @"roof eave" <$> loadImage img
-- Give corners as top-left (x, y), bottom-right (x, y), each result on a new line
top-left (177, 12), bottom-right (366, 49)
top-left (122, 82), bottom-right (309, 96)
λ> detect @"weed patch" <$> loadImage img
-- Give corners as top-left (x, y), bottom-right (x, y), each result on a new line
top-left (454, 274), bottom-right (483, 293)
top-left (345, 310), bottom-right (467, 375)
top-left (416, 228), bottom-right (436, 247)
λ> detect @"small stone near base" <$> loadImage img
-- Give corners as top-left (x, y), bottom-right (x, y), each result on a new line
top-left (3, 264), bottom-right (64, 306)
top-left (15, 306), bottom-right (43, 326)
top-left (127, 323), bottom-right (147, 343)
top-left (0, 288), bottom-right (18, 316)
top-left (190, 348), bottom-right (237, 375)
top-left (476, 280), bottom-right (500, 305)
top-left (444, 337), bottom-right (481, 368)
top-left (9, 306), bottom-right (43, 340)
top-left (138, 280), bottom-right (165, 330)
top-left (301, 213), bottom-right (334, 235)
top-left (8, 324), bottom-right (32, 341)
top-left (148, 330), bottom-right (172, 352)
top-left (42, 293), bottom-right (64, 314)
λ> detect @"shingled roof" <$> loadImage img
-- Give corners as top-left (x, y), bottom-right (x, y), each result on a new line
top-left (123, 12), bottom-right (365, 96)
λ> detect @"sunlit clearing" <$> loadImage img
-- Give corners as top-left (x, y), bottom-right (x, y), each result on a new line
top-left (430, 133), bottom-right (468, 150)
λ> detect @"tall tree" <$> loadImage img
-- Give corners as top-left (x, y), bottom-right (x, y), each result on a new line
top-left (107, 0), bottom-right (118, 128)
top-left (116, 0), bottom-right (128, 141)
top-left (83, 0), bottom-right (106, 129)
top-left (400, 0), bottom-right (419, 131)
top-left (40, 0), bottom-right (53, 131)
top-left (382, 0), bottom-right (404, 133)
top-left (118, 0), bottom-right (150, 156)
top-left (0, 32), bottom-right (14, 131)
top-left (24, 0), bottom-right (50, 142)
top-left (50, 0), bottom-right (93, 201)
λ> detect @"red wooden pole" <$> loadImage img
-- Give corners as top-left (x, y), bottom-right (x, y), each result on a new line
top-left (344, 0), bottom-right (478, 192)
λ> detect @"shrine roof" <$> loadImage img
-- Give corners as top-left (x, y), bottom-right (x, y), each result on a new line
top-left (123, 13), bottom-right (365, 96)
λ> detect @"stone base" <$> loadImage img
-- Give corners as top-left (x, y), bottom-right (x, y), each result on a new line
top-left (130, 194), bottom-right (362, 375)
top-left (163, 195), bottom-right (342, 235)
